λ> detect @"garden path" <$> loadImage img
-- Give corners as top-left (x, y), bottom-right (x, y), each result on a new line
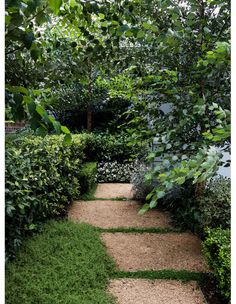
top-left (68, 183), bottom-right (208, 304)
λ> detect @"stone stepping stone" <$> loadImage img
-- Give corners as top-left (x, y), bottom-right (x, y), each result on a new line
top-left (102, 233), bottom-right (209, 272)
top-left (95, 183), bottom-right (134, 199)
top-left (68, 200), bottom-right (172, 228)
top-left (108, 279), bottom-right (206, 304)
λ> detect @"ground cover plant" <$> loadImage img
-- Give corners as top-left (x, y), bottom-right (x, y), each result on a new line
top-left (97, 161), bottom-right (138, 183)
top-left (5, 221), bottom-right (116, 304)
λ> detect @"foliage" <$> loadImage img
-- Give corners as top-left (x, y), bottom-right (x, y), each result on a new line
top-left (5, 130), bottom-right (144, 257)
top-left (5, 0), bottom-right (137, 133)
top-left (131, 163), bottom-right (153, 201)
top-left (160, 176), bottom-right (230, 234)
top-left (97, 0), bottom-right (231, 211)
top-left (5, 135), bottom-right (85, 258)
top-left (197, 176), bottom-right (230, 230)
top-left (203, 228), bottom-right (230, 302)
top-left (78, 132), bottom-right (144, 162)
top-left (96, 161), bottom-right (137, 183)
top-left (6, 1), bottom-right (230, 174)
top-left (5, 221), bottom-right (116, 304)
top-left (79, 162), bottom-right (97, 195)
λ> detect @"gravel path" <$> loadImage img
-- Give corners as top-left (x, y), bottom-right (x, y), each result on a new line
top-left (108, 279), bottom-right (206, 304)
top-left (102, 232), bottom-right (209, 272)
top-left (69, 183), bottom-right (208, 303)
top-left (68, 200), bottom-right (172, 228)
top-left (95, 183), bottom-right (134, 199)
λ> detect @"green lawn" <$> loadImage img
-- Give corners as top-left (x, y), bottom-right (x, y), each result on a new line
top-left (5, 220), bottom-right (116, 304)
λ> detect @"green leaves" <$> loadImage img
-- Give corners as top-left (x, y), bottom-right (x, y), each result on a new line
top-left (36, 105), bottom-right (45, 116)
top-left (30, 48), bottom-right (41, 61)
top-left (138, 203), bottom-right (150, 215)
top-left (63, 134), bottom-right (72, 145)
top-left (150, 199), bottom-right (157, 208)
top-left (5, 134), bottom-right (85, 257)
top-left (137, 30), bottom-right (145, 39)
top-left (70, 0), bottom-right (77, 8)
top-left (49, 0), bottom-right (62, 15)
top-left (23, 32), bottom-right (35, 49)
top-left (157, 191), bottom-right (165, 199)
top-left (61, 125), bottom-right (70, 134)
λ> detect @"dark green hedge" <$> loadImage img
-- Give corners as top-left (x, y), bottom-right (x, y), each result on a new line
top-left (79, 162), bottom-right (97, 194)
top-left (203, 228), bottom-right (230, 302)
top-left (5, 135), bottom-right (85, 259)
top-left (77, 132), bottom-right (145, 162)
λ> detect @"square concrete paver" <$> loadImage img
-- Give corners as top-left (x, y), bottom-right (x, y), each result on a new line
top-left (68, 200), bottom-right (172, 228)
top-left (102, 233), bottom-right (209, 272)
top-left (108, 279), bottom-right (206, 304)
top-left (95, 183), bottom-right (134, 199)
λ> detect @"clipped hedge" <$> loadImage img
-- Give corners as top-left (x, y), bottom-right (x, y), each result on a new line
top-left (203, 228), bottom-right (231, 302)
top-left (5, 135), bottom-right (85, 258)
top-left (79, 162), bottom-right (97, 194)
top-left (77, 132), bottom-right (145, 162)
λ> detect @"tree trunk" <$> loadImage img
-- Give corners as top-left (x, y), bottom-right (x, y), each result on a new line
top-left (87, 110), bottom-right (92, 132)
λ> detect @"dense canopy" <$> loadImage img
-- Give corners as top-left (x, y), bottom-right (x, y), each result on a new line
top-left (5, 0), bottom-right (230, 208)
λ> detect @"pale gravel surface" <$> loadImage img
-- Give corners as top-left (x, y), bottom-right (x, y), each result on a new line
top-left (102, 233), bottom-right (209, 272)
top-left (108, 279), bottom-right (206, 304)
top-left (95, 183), bottom-right (134, 198)
top-left (68, 200), bottom-right (172, 228)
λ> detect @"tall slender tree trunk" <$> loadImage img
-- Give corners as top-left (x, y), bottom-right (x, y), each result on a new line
top-left (87, 109), bottom-right (92, 132)
top-left (87, 60), bottom-right (93, 133)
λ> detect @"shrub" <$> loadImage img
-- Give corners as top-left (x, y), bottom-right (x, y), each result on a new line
top-left (77, 132), bottom-right (146, 162)
top-left (160, 176), bottom-right (230, 234)
top-left (5, 135), bottom-right (85, 258)
top-left (197, 176), bottom-right (230, 230)
top-left (203, 228), bottom-right (230, 302)
top-left (131, 163), bottom-right (153, 200)
top-left (96, 161), bottom-right (137, 183)
top-left (79, 162), bottom-right (97, 194)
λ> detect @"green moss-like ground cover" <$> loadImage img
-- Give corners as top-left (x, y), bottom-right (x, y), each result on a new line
top-left (5, 221), bottom-right (116, 304)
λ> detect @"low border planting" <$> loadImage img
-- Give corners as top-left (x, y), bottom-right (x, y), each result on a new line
top-left (157, 176), bottom-right (231, 302)
top-left (203, 228), bottom-right (230, 302)
top-left (96, 161), bottom-right (137, 183)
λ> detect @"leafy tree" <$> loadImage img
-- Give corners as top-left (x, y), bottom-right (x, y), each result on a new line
top-left (96, 0), bottom-right (230, 211)
top-left (5, 0), bottom-right (230, 205)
